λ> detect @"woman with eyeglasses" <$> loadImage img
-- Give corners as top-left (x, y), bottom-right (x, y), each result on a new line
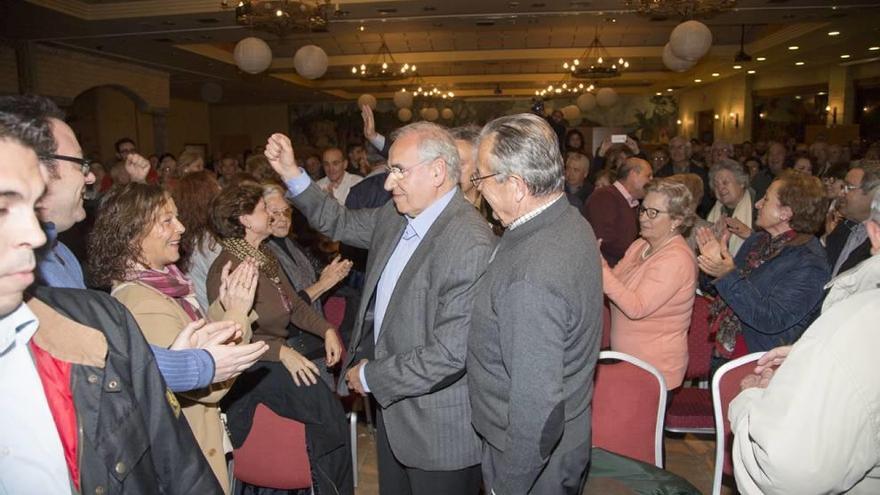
top-left (601, 179), bottom-right (698, 389)
top-left (206, 182), bottom-right (353, 495)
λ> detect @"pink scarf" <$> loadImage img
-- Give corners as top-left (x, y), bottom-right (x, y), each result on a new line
top-left (134, 264), bottom-right (204, 322)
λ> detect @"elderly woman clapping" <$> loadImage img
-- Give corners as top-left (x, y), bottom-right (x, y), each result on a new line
top-left (697, 171), bottom-right (830, 369)
top-left (602, 179), bottom-right (698, 389)
top-left (707, 159), bottom-right (755, 257)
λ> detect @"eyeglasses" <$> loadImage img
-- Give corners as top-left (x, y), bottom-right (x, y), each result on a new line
top-left (385, 158), bottom-right (434, 179)
top-left (638, 206), bottom-right (669, 219)
top-left (842, 182), bottom-right (862, 194)
top-left (470, 173), bottom-right (499, 188)
top-left (49, 154), bottom-right (91, 176)
top-left (268, 207), bottom-right (292, 218)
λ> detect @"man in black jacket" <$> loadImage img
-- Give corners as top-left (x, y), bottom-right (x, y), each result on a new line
top-left (826, 163), bottom-right (880, 277)
top-left (0, 105), bottom-right (221, 493)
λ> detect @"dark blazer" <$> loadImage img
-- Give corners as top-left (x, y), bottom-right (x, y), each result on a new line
top-left (29, 286), bottom-right (222, 495)
top-left (290, 182), bottom-right (495, 471)
top-left (713, 233), bottom-right (830, 352)
top-left (825, 220), bottom-right (873, 276)
top-left (565, 182), bottom-right (594, 211)
top-left (583, 185), bottom-right (639, 267)
top-left (468, 197), bottom-right (602, 493)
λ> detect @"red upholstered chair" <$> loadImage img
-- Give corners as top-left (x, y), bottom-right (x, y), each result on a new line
top-left (710, 352), bottom-right (764, 495)
top-left (233, 404), bottom-right (312, 490)
top-left (665, 295), bottom-right (716, 434)
top-left (592, 351), bottom-right (668, 468)
top-left (323, 295), bottom-right (346, 328)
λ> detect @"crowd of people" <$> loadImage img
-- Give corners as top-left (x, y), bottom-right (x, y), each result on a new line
top-left (2, 92), bottom-right (879, 495)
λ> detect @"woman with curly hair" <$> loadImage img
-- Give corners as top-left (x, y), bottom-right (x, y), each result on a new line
top-left (87, 183), bottom-right (260, 493)
top-left (697, 171), bottom-right (831, 369)
top-left (169, 170), bottom-right (224, 310)
top-left (206, 182), bottom-right (353, 495)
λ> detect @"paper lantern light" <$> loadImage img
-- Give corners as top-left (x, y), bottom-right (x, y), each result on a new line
top-left (423, 107), bottom-right (439, 122)
top-left (441, 107), bottom-right (454, 120)
top-left (233, 37), bottom-right (273, 74)
top-left (663, 43), bottom-right (696, 72)
top-left (398, 108), bottom-right (413, 122)
top-left (669, 20), bottom-right (713, 62)
top-left (393, 90), bottom-right (413, 109)
top-left (561, 105), bottom-right (580, 120)
top-left (596, 87), bottom-right (618, 108)
top-left (576, 92), bottom-right (596, 112)
top-left (293, 44), bottom-right (328, 80)
top-left (358, 94), bottom-right (377, 110)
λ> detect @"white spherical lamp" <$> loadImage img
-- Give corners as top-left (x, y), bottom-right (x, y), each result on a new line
top-left (398, 108), bottom-right (413, 122)
top-left (393, 90), bottom-right (413, 109)
top-left (596, 87), bottom-right (618, 108)
top-left (562, 104), bottom-right (580, 121)
top-left (663, 42), bottom-right (696, 72)
top-left (233, 37), bottom-right (273, 74)
top-left (424, 107), bottom-right (439, 122)
top-left (357, 94), bottom-right (377, 110)
top-left (669, 20), bottom-right (713, 62)
top-left (576, 93), bottom-right (596, 112)
top-left (293, 44), bottom-right (328, 79)
top-left (441, 107), bottom-right (454, 120)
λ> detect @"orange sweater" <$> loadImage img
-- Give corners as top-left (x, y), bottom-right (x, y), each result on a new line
top-left (602, 236), bottom-right (697, 389)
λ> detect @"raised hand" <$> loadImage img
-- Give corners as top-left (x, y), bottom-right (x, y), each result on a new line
top-left (696, 226), bottom-right (723, 260)
top-left (207, 340), bottom-right (268, 383)
top-left (170, 319), bottom-right (240, 350)
top-left (362, 104), bottom-right (377, 140)
top-left (319, 256), bottom-right (353, 288)
top-left (264, 133), bottom-right (300, 181)
top-left (280, 346), bottom-right (320, 386)
top-left (218, 258), bottom-right (259, 315)
top-left (725, 217), bottom-right (752, 240)
top-left (125, 152), bottom-right (152, 183)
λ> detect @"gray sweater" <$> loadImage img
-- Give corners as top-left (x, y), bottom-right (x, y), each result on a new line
top-left (467, 196), bottom-right (603, 493)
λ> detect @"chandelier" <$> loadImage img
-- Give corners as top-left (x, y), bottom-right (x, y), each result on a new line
top-left (352, 36), bottom-right (417, 81)
top-left (626, 0), bottom-right (737, 19)
top-left (222, 0), bottom-right (333, 37)
top-left (535, 81), bottom-right (595, 100)
top-left (563, 32), bottom-right (629, 80)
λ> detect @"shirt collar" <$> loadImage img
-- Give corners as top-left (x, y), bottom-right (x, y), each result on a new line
top-left (407, 187), bottom-right (457, 239)
top-left (507, 194), bottom-right (564, 231)
top-left (0, 303), bottom-right (39, 355)
top-left (613, 180), bottom-right (639, 208)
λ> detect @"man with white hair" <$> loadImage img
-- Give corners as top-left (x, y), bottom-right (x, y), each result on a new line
top-left (730, 187), bottom-right (880, 494)
top-left (265, 122), bottom-right (494, 495)
top-left (468, 113), bottom-right (602, 494)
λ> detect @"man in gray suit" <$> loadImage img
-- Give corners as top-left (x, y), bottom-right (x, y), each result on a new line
top-left (264, 124), bottom-right (494, 495)
top-left (467, 113), bottom-right (602, 494)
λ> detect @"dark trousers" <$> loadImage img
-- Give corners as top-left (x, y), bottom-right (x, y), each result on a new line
top-left (375, 410), bottom-right (481, 495)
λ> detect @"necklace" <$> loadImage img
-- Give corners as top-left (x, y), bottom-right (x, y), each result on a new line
top-left (641, 235), bottom-right (677, 260)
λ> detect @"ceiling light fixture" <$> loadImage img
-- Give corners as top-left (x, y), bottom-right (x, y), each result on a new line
top-left (788, 45), bottom-right (799, 50)
top-left (352, 36), bottom-right (417, 81)
top-left (840, 54), bottom-right (851, 59)
top-left (563, 29), bottom-right (629, 79)
top-left (711, 72), bottom-right (720, 77)
top-left (756, 57), bottom-right (766, 61)
top-left (871, 46), bottom-right (880, 51)
top-left (828, 31), bottom-right (840, 36)
top-left (733, 65), bottom-right (742, 69)
top-left (747, 70), bottom-right (756, 74)
top-left (795, 61), bottom-right (805, 66)
top-left (626, 0), bottom-right (736, 20)
top-left (694, 78), bottom-right (702, 82)
top-left (223, 0), bottom-right (333, 36)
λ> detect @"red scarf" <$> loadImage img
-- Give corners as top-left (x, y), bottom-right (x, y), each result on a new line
top-left (134, 264), bottom-right (204, 322)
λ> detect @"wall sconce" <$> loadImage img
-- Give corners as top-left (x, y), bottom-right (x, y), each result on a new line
top-left (729, 112), bottom-right (739, 128)
top-left (825, 105), bottom-right (838, 125)
top-left (677, 119), bottom-right (682, 125)
top-left (714, 113), bottom-right (720, 120)
top-left (759, 112), bottom-right (766, 119)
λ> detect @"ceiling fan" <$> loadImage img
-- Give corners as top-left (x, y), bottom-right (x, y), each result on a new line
top-left (734, 24), bottom-right (753, 63)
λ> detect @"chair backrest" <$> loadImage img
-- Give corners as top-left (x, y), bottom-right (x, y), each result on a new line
top-left (233, 404), bottom-right (312, 490)
top-left (684, 295), bottom-right (714, 380)
top-left (592, 350), bottom-right (668, 468)
top-left (324, 295), bottom-right (346, 329)
top-left (710, 352), bottom-right (765, 495)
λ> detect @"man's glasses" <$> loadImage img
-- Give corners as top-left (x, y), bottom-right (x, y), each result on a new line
top-left (470, 173), bottom-right (499, 188)
top-left (638, 206), bottom-right (668, 219)
top-left (49, 154), bottom-right (91, 176)
top-left (385, 158), bottom-right (434, 179)
top-left (842, 182), bottom-right (862, 194)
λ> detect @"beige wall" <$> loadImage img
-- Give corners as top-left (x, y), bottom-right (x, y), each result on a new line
top-left (210, 103), bottom-right (289, 157)
top-left (167, 98), bottom-right (211, 156)
top-left (67, 86), bottom-right (157, 163)
top-left (677, 74), bottom-right (752, 143)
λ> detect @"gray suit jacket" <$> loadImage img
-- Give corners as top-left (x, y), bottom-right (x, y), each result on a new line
top-left (290, 182), bottom-right (495, 470)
